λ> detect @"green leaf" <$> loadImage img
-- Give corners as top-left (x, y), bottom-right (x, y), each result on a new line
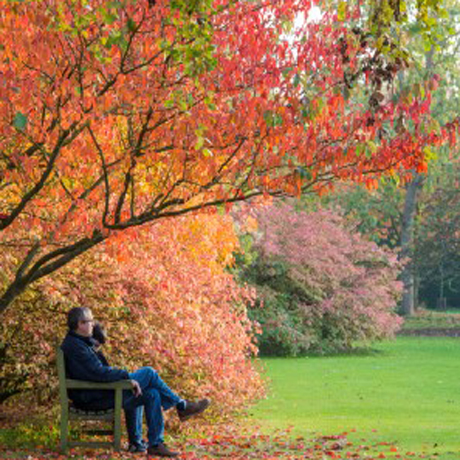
top-left (337, 1), bottom-right (347, 21)
top-left (293, 74), bottom-right (300, 88)
top-left (13, 112), bottom-right (27, 130)
top-left (194, 136), bottom-right (204, 150)
top-left (127, 17), bottom-right (137, 32)
top-left (366, 140), bottom-right (377, 158)
top-left (263, 111), bottom-right (283, 127)
top-left (423, 146), bottom-right (437, 161)
top-left (296, 166), bottom-right (312, 181)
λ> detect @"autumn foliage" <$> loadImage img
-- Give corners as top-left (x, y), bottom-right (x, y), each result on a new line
top-left (0, 423), bottom-right (427, 460)
top-left (0, 0), bottom-right (454, 312)
top-left (237, 202), bottom-right (403, 355)
top-left (0, 212), bottom-right (264, 413)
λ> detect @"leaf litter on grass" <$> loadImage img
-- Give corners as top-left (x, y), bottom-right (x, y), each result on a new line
top-left (0, 424), bottom-right (443, 460)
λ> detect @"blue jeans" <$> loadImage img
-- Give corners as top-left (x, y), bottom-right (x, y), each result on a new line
top-left (125, 406), bottom-right (144, 445)
top-left (123, 367), bottom-right (181, 446)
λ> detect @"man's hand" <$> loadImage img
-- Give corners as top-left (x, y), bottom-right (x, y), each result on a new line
top-left (131, 379), bottom-right (142, 397)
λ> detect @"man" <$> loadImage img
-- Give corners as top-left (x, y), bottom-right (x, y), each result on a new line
top-left (61, 307), bottom-right (210, 458)
top-left (92, 321), bottom-right (146, 453)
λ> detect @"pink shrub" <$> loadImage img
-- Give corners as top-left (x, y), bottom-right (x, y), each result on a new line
top-left (244, 201), bottom-right (402, 354)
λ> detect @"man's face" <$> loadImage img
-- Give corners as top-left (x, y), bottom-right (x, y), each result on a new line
top-left (76, 309), bottom-right (94, 337)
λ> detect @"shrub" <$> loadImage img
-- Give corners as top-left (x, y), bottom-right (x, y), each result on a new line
top-left (0, 212), bottom-right (264, 416)
top-left (236, 201), bottom-right (403, 355)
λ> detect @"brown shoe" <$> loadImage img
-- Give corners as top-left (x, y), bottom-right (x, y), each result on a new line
top-left (147, 443), bottom-right (179, 458)
top-left (177, 398), bottom-right (210, 422)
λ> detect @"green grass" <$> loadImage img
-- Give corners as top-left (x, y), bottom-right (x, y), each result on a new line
top-left (250, 337), bottom-right (460, 459)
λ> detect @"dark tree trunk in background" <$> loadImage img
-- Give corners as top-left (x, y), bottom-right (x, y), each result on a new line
top-left (400, 173), bottom-right (425, 316)
top-left (399, 47), bottom-right (434, 316)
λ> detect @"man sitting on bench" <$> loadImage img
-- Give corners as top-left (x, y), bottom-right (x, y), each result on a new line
top-left (61, 307), bottom-right (210, 458)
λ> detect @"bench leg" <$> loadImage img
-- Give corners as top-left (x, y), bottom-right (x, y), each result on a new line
top-left (114, 388), bottom-right (122, 451)
top-left (60, 408), bottom-right (68, 453)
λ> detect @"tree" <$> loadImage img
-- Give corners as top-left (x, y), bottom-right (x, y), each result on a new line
top-left (0, 0), bottom-right (453, 314)
top-left (397, 0), bottom-right (460, 314)
top-left (323, 0), bottom-right (460, 315)
top-left (414, 162), bottom-right (460, 309)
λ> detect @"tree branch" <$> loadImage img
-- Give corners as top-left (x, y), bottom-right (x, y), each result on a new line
top-left (0, 123), bottom-right (86, 231)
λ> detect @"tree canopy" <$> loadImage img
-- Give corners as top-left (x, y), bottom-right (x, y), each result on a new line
top-left (0, 0), bottom-right (456, 313)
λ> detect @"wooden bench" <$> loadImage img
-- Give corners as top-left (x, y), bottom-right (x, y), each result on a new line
top-left (57, 347), bottom-right (132, 452)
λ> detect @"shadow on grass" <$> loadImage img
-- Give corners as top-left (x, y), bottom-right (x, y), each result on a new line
top-left (260, 345), bottom-right (387, 360)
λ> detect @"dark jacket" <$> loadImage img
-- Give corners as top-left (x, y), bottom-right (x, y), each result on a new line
top-left (61, 331), bottom-right (130, 409)
top-left (95, 348), bottom-right (110, 367)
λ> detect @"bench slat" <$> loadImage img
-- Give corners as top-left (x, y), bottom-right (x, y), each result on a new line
top-left (65, 379), bottom-right (132, 390)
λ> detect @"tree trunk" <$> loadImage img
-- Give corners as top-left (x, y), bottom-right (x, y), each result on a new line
top-left (0, 231), bottom-right (105, 316)
top-left (399, 46), bottom-right (434, 316)
top-left (0, 281), bottom-right (29, 317)
top-left (400, 173), bottom-right (425, 316)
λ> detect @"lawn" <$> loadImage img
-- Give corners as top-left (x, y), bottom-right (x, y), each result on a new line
top-left (250, 337), bottom-right (460, 459)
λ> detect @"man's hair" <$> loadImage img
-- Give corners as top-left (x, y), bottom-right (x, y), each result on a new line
top-left (92, 321), bottom-right (107, 344)
top-left (67, 307), bottom-right (91, 331)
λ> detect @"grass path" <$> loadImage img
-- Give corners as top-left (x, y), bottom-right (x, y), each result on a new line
top-left (250, 337), bottom-right (460, 459)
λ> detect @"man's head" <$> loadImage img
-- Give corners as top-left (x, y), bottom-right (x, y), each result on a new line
top-left (67, 307), bottom-right (94, 337)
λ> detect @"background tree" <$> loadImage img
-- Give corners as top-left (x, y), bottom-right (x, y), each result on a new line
top-left (322, 0), bottom-right (460, 314)
top-left (415, 162), bottom-right (460, 309)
